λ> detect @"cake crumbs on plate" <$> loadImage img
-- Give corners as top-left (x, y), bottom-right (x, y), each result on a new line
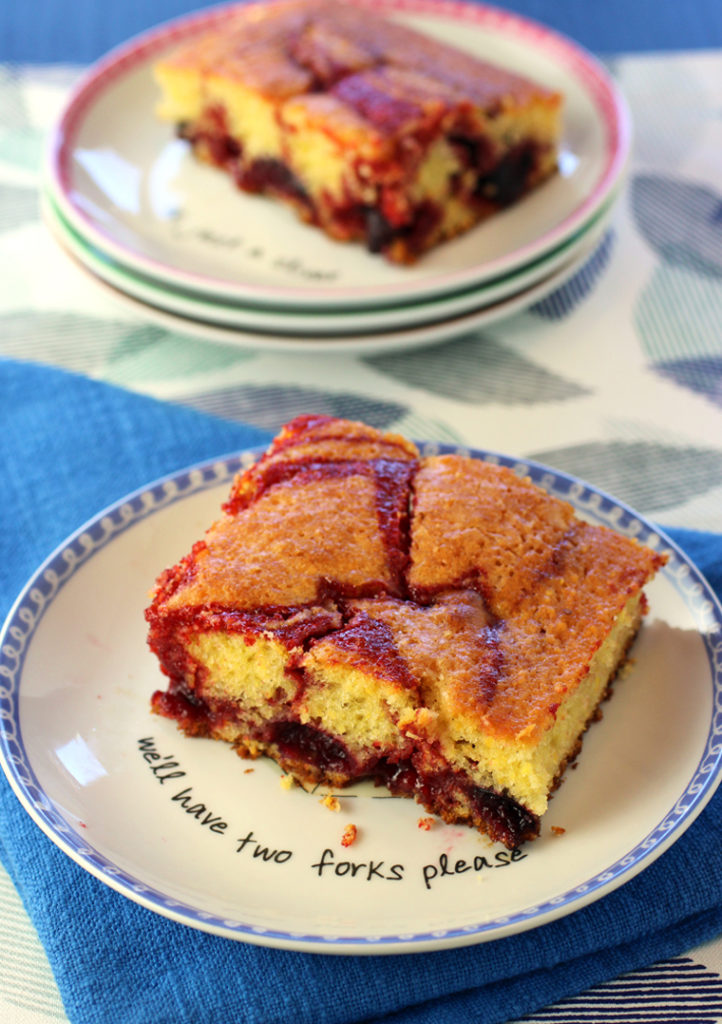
top-left (417, 816), bottom-right (435, 831)
top-left (279, 773), bottom-right (295, 790)
top-left (320, 793), bottom-right (341, 812)
top-left (550, 825), bottom-right (567, 836)
top-left (341, 823), bottom-right (358, 847)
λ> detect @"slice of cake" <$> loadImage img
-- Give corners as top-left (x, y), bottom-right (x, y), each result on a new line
top-left (153, 0), bottom-right (562, 263)
top-left (146, 416), bottom-right (666, 848)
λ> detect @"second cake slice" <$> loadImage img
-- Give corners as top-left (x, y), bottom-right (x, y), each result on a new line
top-left (154, 0), bottom-right (563, 263)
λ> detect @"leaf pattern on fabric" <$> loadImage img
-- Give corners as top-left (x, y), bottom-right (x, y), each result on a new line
top-left (104, 325), bottom-right (256, 382)
top-left (0, 183), bottom-right (38, 232)
top-left (631, 174), bottom-right (722, 278)
top-left (653, 355), bottom-right (722, 407)
top-left (0, 67), bottom-right (45, 172)
top-left (633, 262), bottom-right (722, 407)
top-left (177, 384), bottom-right (409, 432)
top-left (0, 66), bottom-right (31, 135)
top-left (0, 311), bottom-right (141, 375)
top-left (530, 439), bottom-right (722, 514)
top-left (0, 130), bottom-right (45, 173)
top-left (527, 230), bottom-right (615, 321)
top-left (0, 312), bottom-right (256, 380)
top-left (364, 335), bottom-right (589, 405)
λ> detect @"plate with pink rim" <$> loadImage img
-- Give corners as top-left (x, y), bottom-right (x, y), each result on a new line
top-left (43, 180), bottom-right (612, 352)
top-left (45, 189), bottom-right (606, 355)
top-left (45, 0), bottom-right (631, 312)
top-left (1, 446), bottom-right (721, 955)
top-left (42, 181), bottom-right (615, 338)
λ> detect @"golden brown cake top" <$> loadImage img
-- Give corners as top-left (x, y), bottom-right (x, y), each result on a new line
top-left (149, 416), bottom-right (666, 742)
top-left (158, 0), bottom-right (561, 136)
top-left (407, 454), bottom-right (663, 610)
top-left (157, 416), bottom-right (418, 613)
top-left (163, 473), bottom-right (396, 610)
top-left (408, 454), bottom-right (578, 615)
top-left (324, 591), bottom-right (498, 699)
top-left (315, 515), bottom-right (661, 743)
top-left (491, 519), bottom-right (664, 734)
top-left (225, 413), bottom-right (418, 513)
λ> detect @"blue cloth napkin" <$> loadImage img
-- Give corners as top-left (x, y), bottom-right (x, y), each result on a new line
top-left (2, 357), bottom-right (722, 1024)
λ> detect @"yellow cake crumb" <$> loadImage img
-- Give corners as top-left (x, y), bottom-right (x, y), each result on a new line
top-left (341, 823), bottom-right (358, 847)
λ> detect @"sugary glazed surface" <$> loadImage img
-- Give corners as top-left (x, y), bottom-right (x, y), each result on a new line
top-left (146, 415), bottom-right (666, 846)
top-left (159, 0), bottom-right (553, 114)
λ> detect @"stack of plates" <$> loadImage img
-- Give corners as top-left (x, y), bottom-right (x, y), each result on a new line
top-left (43, 0), bottom-right (631, 355)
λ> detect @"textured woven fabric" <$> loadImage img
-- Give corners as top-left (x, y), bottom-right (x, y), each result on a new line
top-left (1, 357), bottom-right (721, 1024)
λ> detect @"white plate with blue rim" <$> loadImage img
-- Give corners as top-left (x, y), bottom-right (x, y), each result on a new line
top-left (1, 444), bottom-right (720, 954)
top-left (45, 0), bottom-right (630, 312)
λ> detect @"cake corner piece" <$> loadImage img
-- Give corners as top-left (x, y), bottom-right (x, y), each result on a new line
top-left (145, 415), bottom-right (666, 849)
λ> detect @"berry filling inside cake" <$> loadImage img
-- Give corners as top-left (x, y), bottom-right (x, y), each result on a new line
top-left (153, 0), bottom-right (563, 263)
top-left (146, 416), bottom-right (666, 849)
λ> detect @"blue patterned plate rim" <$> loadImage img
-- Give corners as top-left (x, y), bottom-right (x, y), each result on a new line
top-left (0, 444), bottom-right (720, 954)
